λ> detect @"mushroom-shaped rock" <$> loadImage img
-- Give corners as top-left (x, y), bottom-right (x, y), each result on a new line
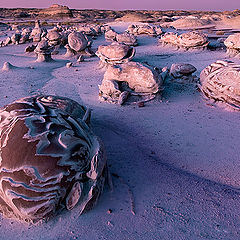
top-left (224, 33), bottom-right (240, 57)
top-left (96, 43), bottom-right (135, 65)
top-left (68, 32), bottom-right (90, 52)
top-left (34, 40), bottom-right (53, 62)
top-left (0, 95), bottom-right (107, 223)
top-left (116, 33), bottom-right (137, 46)
top-left (160, 32), bottom-right (179, 46)
top-left (20, 27), bottom-right (32, 44)
top-left (47, 29), bottom-right (62, 46)
top-left (30, 20), bottom-right (45, 42)
top-left (99, 62), bottom-right (162, 104)
top-left (170, 63), bottom-right (197, 78)
top-left (11, 33), bottom-right (21, 45)
top-left (199, 60), bottom-right (240, 110)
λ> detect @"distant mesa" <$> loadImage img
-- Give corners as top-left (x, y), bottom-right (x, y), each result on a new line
top-left (39, 4), bottom-right (73, 18)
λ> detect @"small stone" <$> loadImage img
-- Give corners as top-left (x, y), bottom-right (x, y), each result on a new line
top-left (138, 101), bottom-right (145, 107)
top-left (107, 209), bottom-right (113, 214)
top-left (77, 55), bottom-right (84, 63)
top-left (107, 221), bottom-right (114, 227)
top-left (66, 62), bottom-right (73, 68)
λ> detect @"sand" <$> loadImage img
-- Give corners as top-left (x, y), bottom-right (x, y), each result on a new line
top-left (0, 21), bottom-right (240, 239)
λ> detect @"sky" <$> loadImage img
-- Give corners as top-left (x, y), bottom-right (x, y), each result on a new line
top-left (0, 0), bottom-right (239, 11)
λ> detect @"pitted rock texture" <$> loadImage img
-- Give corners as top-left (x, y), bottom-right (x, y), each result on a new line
top-left (0, 95), bottom-right (107, 223)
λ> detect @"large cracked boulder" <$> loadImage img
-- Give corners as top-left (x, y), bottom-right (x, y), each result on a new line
top-left (116, 33), bottom-right (137, 46)
top-left (199, 60), bottom-right (240, 110)
top-left (224, 33), bottom-right (240, 57)
top-left (30, 20), bottom-right (47, 42)
top-left (0, 95), bottom-right (107, 223)
top-left (99, 62), bottom-right (163, 104)
top-left (160, 31), bottom-right (209, 50)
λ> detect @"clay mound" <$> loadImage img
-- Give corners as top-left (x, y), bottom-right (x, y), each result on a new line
top-left (39, 4), bottom-right (73, 18)
top-left (220, 16), bottom-right (240, 27)
top-left (170, 18), bottom-right (213, 29)
top-left (115, 12), bottom-right (152, 22)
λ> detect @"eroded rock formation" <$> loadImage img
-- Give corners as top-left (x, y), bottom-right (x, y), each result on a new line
top-left (0, 95), bottom-right (107, 223)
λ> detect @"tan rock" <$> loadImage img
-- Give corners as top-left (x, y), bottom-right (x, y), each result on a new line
top-left (116, 32), bottom-right (137, 46)
top-left (160, 31), bottom-right (209, 50)
top-left (68, 31), bottom-right (90, 52)
top-left (224, 33), bottom-right (240, 57)
top-left (105, 29), bottom-right (117, 41)
top-left (199, 60), bottom-right (240, 110)
top-left (99, 62), bottom-right (162, 104)
top-left (96, 43), bottom-right (135, 65)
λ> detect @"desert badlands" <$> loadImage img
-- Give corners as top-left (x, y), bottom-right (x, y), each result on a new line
top-left (0, 4), bottom-right (240, 239)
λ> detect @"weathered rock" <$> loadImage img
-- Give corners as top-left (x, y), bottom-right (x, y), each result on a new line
top-left (224, 33), bottom-right (240, 57)
top-left (2, 62), bottom-right (15, 71)
top-left (99, 62), bottom-right (162, 104)
top-left (0, 95), bottom-right (107, 223)
top-left (160, 31), bottom-right (209, 50)
top-left (77, 55), bottom-right (84, 63)
top-left (170, 63), bottom-right (197, 78)
top-left (19, 34), bottom-right (30, 44)
top-left (64, 44), bottom-right (75, 57)
top-left (96, 43), bottom-right (135, 65)
top-left (116, 32), bottom-right (137, 46)
top-left (127, 24), bottom-right (158, 36)
top-left (4, 37), bottom-right (11, 46)
top-left (30, 20), bottom-right (47, 42)
top-left (34, 40), bottom-right (53, 62)
top-left (179, 31), bottom-right (209, 49)
top-left (199, 60), bottom-right (240, 110)
top-left (66, 62), bottom-right (73, 68)
top-left (47, 29), bottom-right (62, 46)
top-left (68, 31), bottom-right (91, 52)
top-left (25, 44), bottom-right (36, 53)
top-left (77, 25), bottom-right (97, 36)
top-left (10, 33), bottom-right (21, 44)
top-left (105, 29), bottom-right (118, 41)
